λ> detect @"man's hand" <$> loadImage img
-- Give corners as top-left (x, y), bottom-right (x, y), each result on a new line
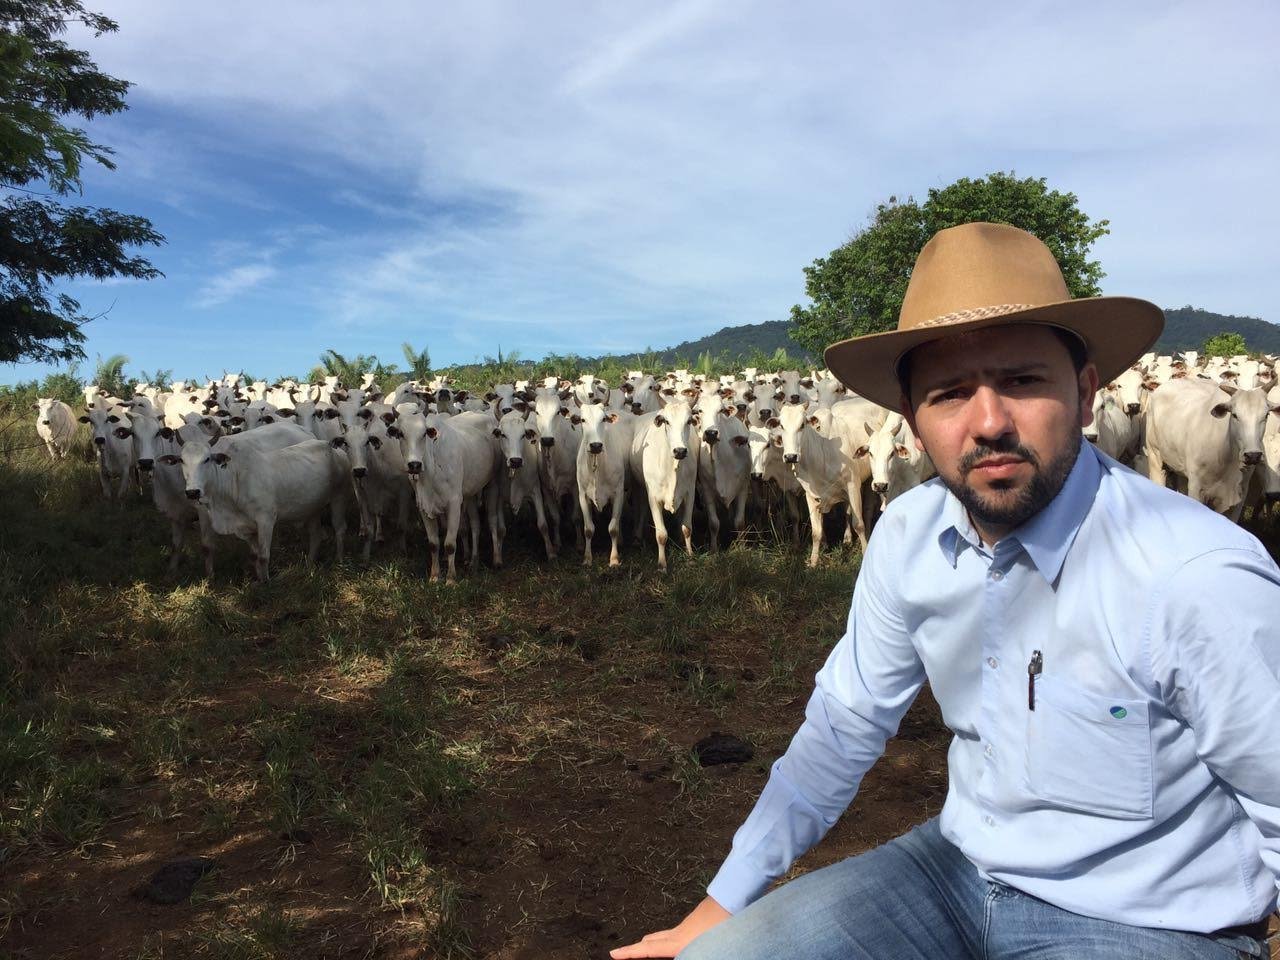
top-left (609, 895), bottom-right (732, 958)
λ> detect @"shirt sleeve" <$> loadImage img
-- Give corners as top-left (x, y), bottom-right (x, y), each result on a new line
top-left (1147, 545), bottom-right (1280, 902)
top-left (706, 519), bottom-right (927, 913)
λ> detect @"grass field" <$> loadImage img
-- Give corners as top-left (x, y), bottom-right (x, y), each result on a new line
top-left (0, 445), bottom-right (959, 959)
top-left (8, 443), bottom-right (1274, 959)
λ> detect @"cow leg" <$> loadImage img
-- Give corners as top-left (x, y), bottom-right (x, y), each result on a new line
top-left (197, 513), bottom-right (216, 579)
top-left (544, 488), bottom-right (563, 551)
top-left (680, 494), bottom-right (696, 557)
top-left (649, 495), bottom-right (669, 571)
top-left (464, 498), bottom-right (482, 571)
top-left (167, 517), bottom-right (186, 574)
top-left (330, 497), bottom-right (346, 563)
top-left (444, 500), bottom-right (462, 584)
top-left (45, 440), bottom-right (58, 460)
top-left (256, 519), bottom-right (275, 581)
top-left (702, 480), bottom-right (721, 552)
top-left (1144, 443), bottom-right (1167, 488)
top-left (848, 486), bottom-right (869, 552)
top-left (396, 489), bottom-right (411, 554)
top-left (607, 489), bottom-right (624, 567)
top-left (580, 492), bottom-right (596, 565)
top-left (532, 490), bottom-right (555, 560)
top-left (422, 513), bottom-right (442, 581)
top-left (485, 484), bottom-right (503, 569)
top-left (731, 489), bottom-right (748, 542)
top-left (805, 494), bottom-right (824, 567)
top-left (306, 517), bottom-right (323, 567)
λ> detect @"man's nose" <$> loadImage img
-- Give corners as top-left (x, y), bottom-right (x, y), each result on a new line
top-left (969, 385), bottom-right (1015, 442)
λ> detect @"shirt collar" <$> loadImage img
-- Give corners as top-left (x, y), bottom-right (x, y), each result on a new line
top-left (937, 439), bottom-right (1102, 583)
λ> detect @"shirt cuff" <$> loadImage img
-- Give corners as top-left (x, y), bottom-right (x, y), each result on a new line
top-left (706, 850), bottom-right (773, 915)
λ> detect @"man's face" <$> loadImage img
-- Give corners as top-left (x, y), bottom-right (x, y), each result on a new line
top-left (902, 324), bottom-right (1098, 540)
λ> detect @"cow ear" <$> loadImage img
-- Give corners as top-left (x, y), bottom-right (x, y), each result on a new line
top-left (330, 436), bottom-right (346, 448)
top-left (356, 408), bottom-right (372, 420)
top-left (368, 435), bottom-right (382, 449)
top-left (492, 428), bottom-right (502, 438)
top-left (744, 391), bottom-right (755, 402)
top-left (381, 410), bottom-right (398, 424)
top-left (731, 434), bottom-right (749, 447)
top-left (765, 416), bottom-right (780, 429)
top-left (524, 428), bottom-right (537, 441)
top-left (1142, 380), bottom-right (1159, 391)
top-left (605, 413), bottom-right (619, 423)
top-left (1217, 382), bottom-right (1238, 397)
top-left (324, 408), bottom-right (340, 419)
top-left (570, 414), bottom-right (582, 425)
top-left (159, 427), bottom-right (175, 440)
top-left (78, 415), bottom-right (90, 423)
top-left (386, 425), bottom-right (403, 439)
top-left (800, 378), bottom-right (813, 388)
top-left (212, 452), bottom-right (231, 466)
top-left (276, 407), bottom-right (295, 417)
top-left (158, 454), bottom-right (181, 466)
top-left (654, 414), bottom-right (668, 426)
top-left (807, 415), bottom-right (819, 427)
top-left (107, 414), bottom-right (120, 422)
top-left (425, 426), bottom-right (438, 440)
top-left (113, 426), bottom-right (132, 439)
top-left (896, 444), bottom-right (911, 458)
top-left (1210, 403), bottom-right (1231, 419)
top-left (854, 444), bottom-right (870, 458)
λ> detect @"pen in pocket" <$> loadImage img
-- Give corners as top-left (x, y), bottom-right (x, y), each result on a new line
top-left (1027, 650), bottom-right (1042, 710)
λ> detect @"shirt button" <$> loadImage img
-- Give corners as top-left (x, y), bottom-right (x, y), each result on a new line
top-left (986, 656), bottom-right (998, 669)
top-left (990, 569), bottom-right (1004, 581)
top-left (984, 815), bottom-right (995, 827)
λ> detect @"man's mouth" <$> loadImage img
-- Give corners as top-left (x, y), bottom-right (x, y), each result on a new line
top-left (970, 457), bottom-right (1026, 480)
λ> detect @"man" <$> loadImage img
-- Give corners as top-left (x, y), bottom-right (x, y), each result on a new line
top-left (612, 222), bottom-right (1279, 959)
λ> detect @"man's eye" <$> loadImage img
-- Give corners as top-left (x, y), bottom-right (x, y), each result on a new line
top-left (1007, 375), bottom-right (1041, 387)
top-left (930, 389), bottom-right (966, 404)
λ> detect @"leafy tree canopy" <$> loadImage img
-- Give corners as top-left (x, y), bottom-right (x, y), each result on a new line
top-left (1202, 331), bottom-right (1248, 358)
top-left (0, 0), bottom-right (164, 365)
top-left (788, 172), bottom-right (1109, 356)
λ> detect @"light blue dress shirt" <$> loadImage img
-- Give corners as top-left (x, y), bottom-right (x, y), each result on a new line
top-left (708, 439), bottom-right (1280, 933)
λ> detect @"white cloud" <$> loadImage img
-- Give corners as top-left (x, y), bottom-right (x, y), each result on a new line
top-left (193, 264), bottom-right (277, 308)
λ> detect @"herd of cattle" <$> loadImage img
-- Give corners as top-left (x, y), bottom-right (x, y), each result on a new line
top-left (29, 350), bottom-right (1280, 581)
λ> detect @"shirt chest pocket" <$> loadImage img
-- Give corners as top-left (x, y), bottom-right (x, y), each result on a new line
top-left (1025, 675), bottom-right (1153, 820)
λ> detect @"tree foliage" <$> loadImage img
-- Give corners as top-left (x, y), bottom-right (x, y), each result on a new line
top-left (0, 0), bottom-right (164, 365)
top-left (400, 341), bottom-right (430, 381)
top-left (788, 172), bottom-right (1110, 356)
top-left (1202, 331), bottom-right (1248, 358)
top-left (310, 349), bottom-right (394, 386)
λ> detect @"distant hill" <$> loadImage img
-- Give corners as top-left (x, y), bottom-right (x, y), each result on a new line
top-left (624, 320), bottom-right (813, 367)
top-left (1157, 306), bottom-right (1280, 354)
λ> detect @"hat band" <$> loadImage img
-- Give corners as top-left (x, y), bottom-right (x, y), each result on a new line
top-left (916, 303), bottom-right (1037, 329)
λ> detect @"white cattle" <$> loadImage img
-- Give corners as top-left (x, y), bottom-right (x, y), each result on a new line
top-left (867, 413), bottom-right (935, 507)
top-left (388, 409), bottom-right (500, 582)
top-left (748, 422), bottom-right (806, 540)
top-left (162, 426), bottom-right (343, 581)
top-left (574, 403), bottom-right (636, 567)
top-left (1084, 391), bottom-right (1141, 464)
top-left (774, 402), bottom-right (876, 564)
top-left (331, 416), bottom-right (412, 560)
top-left (533, 388), bottom-right (582, 552)
top-left (130, 409), bottom-right (217, 573)
top-left (694, 392), bottom-right (751, 548)
top-left (80, 404), bottom-right (137, 504)
top-left (35, 398), bottom-right (76, 459)
top-left (1145, 378), bottom-right (1275, 520)
top-left (573, 374), bottom-right (609, 407)
top-left (629, 402), bottom-right (700, 571)
top-left (494, 410), bottom-right (555, 559)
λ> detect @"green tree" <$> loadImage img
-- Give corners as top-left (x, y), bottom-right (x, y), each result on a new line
top-left (91, 350), bottom-right (128, 395)
top-left (0, 1), bottom-right (164, 364)
top-left (1203, 331), bottom-right (1247, 358)
top-left (400, 341), bottom-right (430, 381)
top-left (310, 349), bottom-right (390, 386)
top-left (788, 172), bottom-right (1109, 356)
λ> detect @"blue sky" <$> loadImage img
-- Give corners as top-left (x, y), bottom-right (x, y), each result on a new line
top-left (4, 0), bottom-right (1278, 385)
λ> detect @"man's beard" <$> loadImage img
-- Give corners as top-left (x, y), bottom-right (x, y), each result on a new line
top-left (939, 430), bottom-right (1081, 532)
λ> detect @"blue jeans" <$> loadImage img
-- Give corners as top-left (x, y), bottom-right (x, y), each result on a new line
top-left (679, 819), bottom-right (1267, 959)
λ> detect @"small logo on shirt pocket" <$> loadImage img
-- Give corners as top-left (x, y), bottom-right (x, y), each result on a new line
top-left (1109, 706), bottom-right (1128, 719)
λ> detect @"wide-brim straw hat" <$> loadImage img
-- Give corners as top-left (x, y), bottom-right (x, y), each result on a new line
top-left (823, 221), bottom-right (1164, 409)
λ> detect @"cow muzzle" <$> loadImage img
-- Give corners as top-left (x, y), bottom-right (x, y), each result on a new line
top-left (751, 471), bottom-right (764, 481)
top-left (352, 466), bottom-right (368, 479)
top-left (789, 393), bottom-right (801, 404)
top-left (93, 436), bottom-right (106, 446)
top-left (703, 429), bottom-right (719, 443)
top-left (588, 442), bottom-right (603, 455)
top-left (40, 419), bottom-right (50, 425)
top-left (508, 456), bottom-right (523, 469)
top-left (871, 481), bottom-right (888, 493)
top-left (407, 461), bottom-right (423, 476)
top-left (185, 489), bottom-right (202, 500)
top-left (1243, 451), bottom-right (1263, 466)
top-left (540, 436), bottom-right (554, 448)
top-left (784, 453), bottom-right (799, 464)
top-left (672, 447), bottom-right (688, 460)
top-left (1126, 403), bottom-right (1140, 416)
top-left (138, 459), bottom-right (154, 471)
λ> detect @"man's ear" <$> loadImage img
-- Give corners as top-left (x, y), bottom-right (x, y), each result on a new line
top-left (1078, 363), bottom-right (1100, 431)
top-left (900, 395), bottom-right (926, 454)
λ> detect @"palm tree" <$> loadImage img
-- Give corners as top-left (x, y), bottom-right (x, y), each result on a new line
top-left (401, 342), bottom-right (431, 381)
top-left (93, 353), bottom-right (131, 396)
